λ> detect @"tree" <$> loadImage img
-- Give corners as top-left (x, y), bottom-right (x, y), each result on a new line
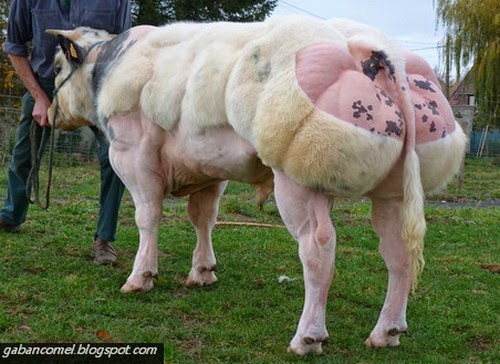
top-left (172, 0), bottom-right (277, 22)
top-left (131, 0), bottom-right (277, 26)
top-left (435, 0), bottom-right (500, 127)
top-left (0, 0), bottom-right (24, 107)
top-left (132, 0), bottom-right (173, 25)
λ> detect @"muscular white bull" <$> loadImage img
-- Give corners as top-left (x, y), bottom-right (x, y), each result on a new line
top-left (47, 16), bottom-right (466, 355)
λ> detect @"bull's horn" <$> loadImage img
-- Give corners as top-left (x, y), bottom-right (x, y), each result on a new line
top-left (46, 29), bottom-right (81, 41)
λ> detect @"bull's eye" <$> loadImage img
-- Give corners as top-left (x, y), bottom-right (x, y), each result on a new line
top-left (54, 65), bottom-right (62, 75)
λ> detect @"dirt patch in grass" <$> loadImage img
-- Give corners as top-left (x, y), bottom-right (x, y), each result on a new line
top-left (175, 336), bottom-right (207, 361)
top-left (467, 334), bottom-right (495, 352)
top-left (480, 263), bottom-right (500, 274)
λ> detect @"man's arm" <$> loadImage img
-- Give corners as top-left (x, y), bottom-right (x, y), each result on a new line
top-left (8, 54), bottom-right (51, 127)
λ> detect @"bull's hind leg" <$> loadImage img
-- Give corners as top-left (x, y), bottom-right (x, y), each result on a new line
top-left (365, 197), bottom-right (411, 347)
top-left (273, 171), bottom-right (335, 355)
top-left (186, 182), bottom-right (227, 287)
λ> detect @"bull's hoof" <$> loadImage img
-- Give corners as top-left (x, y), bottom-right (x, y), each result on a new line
top-left (120, 271), bottom-right (157, 292)
top-left (121, 282), bottom-right (149, 292)
top-left (287, 336), bottom-right (328, 355)
top-left (365, 327), bottom-right (405, 348)
top-left (185, 266), bottom-right (218, 287)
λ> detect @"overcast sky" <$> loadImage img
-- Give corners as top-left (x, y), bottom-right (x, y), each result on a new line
top-left (271, 0), bottom-right (445, 72)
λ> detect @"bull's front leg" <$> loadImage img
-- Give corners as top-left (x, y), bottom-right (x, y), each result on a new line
top-left (120, 196), bottom-right (163, 292)
top-left (365, 197), bottom-right (411, 347)
top-left (273, 170), bottom-right (335, 355)
top-left (107, 145), bottom-right (164, 292)
top-left (186, 182), bottom-right (227, 287)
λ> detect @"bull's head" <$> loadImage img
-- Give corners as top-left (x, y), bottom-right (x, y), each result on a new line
top-left (46, 27), bottom-right (113, 131)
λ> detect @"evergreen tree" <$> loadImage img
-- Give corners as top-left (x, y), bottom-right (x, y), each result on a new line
top-left (132, 0), bottom-right (277, 25)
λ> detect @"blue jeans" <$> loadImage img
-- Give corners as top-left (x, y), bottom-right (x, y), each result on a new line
top-left (0, 77), bottom-right (125, 242)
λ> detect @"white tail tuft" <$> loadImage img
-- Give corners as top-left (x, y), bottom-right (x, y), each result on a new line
top-left (402, 149), bottom-right (426, 290)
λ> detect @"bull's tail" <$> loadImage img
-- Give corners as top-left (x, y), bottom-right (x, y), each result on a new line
top-left (402, 148), bottom-right (426, 290)
top-left (394, 60), bottom-right (426, 290)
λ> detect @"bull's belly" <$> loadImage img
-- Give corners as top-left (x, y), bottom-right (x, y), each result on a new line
top-left (167, 125), bottom-right (273, 195)
top-left (168, 154), bottom-right (271, 195)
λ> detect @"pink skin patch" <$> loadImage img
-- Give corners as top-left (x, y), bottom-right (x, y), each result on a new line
top-left (404, 47), bottom-right (456, 143)
top-left (296, 43), bottom-right (405, 140)
top-left (409, 74), bottom-right (456, 143)
top-left (295, 43), bottom-right (456, 143)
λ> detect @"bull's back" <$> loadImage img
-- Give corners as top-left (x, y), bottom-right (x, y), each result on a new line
top-left (111, 21), bottom-right (268, 130)
top-left (98, 21), bottom-right (267, 128)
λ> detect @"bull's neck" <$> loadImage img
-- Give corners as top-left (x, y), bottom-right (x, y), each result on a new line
top-left (90, 30), bottom-right (137, 101)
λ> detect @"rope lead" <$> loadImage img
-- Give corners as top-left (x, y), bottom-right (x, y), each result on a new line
top-left (26, 113), bottom-right (56, 210)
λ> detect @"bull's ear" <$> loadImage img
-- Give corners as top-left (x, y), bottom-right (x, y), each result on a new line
top-left (46, 29), bottom-right (85, 65)
top-left (57, 35), bottom-right (85, 64)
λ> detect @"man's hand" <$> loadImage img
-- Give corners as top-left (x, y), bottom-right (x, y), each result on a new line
top-left (32, 93), bottom-right (52, 127)
top-left (8, 54), bottom-right (52, 127)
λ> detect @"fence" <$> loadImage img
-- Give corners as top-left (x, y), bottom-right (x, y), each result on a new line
top-left (469, 129), bottom-right (500, 157)
top-left (0, 104), bottom-right (98, 166)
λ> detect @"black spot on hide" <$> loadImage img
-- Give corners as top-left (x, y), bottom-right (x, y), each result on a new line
top-left (361, 50), bottom-right (396, 81)
top-left (375, 86), bottom-right (396, 108)
top-left (252, 46), bottom-right (261, 64)
top-left (352, 100), bottom-right (374, 121)
top-left (427, 100), bottom-right (440, 115)
top-left (414, 78), bottom-right (436, 93)
top-left (416, 101), bottom-right (439, 116)
top-left (91, 30), bottom-right (136, 97)
top-left (441, 129), bottom-right (447, 138)
top-left (421, 114), bottom-right (429, 123)
top-left (385, 120), bottom-right (403, 137)
top-left (257, 61), bottom-right (271, 82)
top-left (429, 121), bottom-right (437, 133)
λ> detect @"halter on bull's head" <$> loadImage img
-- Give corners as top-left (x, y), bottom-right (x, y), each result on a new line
top-left (46, 27), bottom-right (114, 131)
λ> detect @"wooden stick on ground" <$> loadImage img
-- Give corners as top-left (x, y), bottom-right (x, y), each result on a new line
top-left (215, 221), bottom-right (285, 228)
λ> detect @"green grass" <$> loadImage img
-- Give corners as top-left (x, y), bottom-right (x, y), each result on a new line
top-left (429, 157), bottom-right (500, 201)
top-left (0, 156), bottom-right (498, 363)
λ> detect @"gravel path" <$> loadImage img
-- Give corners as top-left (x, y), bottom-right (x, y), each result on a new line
top-left (426, 199), bottom-right (500, 208)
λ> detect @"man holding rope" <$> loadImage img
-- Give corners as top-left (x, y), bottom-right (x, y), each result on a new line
top-left (0, 0), bottom-right (131, 265)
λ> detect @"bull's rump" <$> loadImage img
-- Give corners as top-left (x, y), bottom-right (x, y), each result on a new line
top-left (223, 16), bottom-right (403, 195)
top-left (239, 58), bottom-right (403, 195)
top-left (225, 16), bottom-right (465, 196)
